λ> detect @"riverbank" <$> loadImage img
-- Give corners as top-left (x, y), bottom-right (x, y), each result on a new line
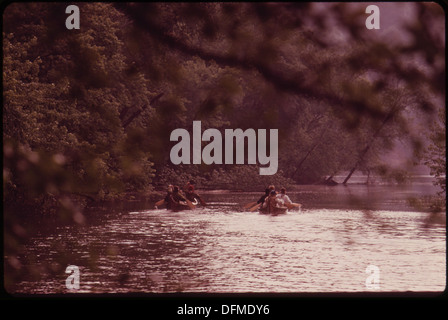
top-left (85, 182), bottom-right (445, 215)
top-left (6, 178), bottom-right (444, 227)
top-left (81, 178), bottom-right (448, 214)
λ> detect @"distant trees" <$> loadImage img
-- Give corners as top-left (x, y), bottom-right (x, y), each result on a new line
top-left (112, 2), bottom-right (444, 185)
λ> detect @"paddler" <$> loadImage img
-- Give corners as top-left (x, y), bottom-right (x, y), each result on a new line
top-left (277, 187), bottom-right (292, 206)
top-left (263, 190), bottom-right (283, 212)
top-left (164, 184), bottom-right (174, 209)
top-left (257, 188), bottom-right (270, 206)
top-left (170, 186), bottom-right (187, 204)
top-left (184, 180), bottom-right (206, 205)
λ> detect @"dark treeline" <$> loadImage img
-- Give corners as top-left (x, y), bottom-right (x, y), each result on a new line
top-left (3, 3), bottom-right (445, 207)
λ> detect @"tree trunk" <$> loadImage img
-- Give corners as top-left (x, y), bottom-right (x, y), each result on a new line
top-left (366, 168), bottom-right (371, 184)
top-left (292, 140), bottom-right (320, 179)
top-left (121, 93), bottom-right (164, 128)
top-left (343, 145), bottom-right (371, 184)
top-left (292, 123), bottom-right (331, 180)
top-left (343, 166), bottom-right (357, 185)
top-left (343, 110), bottom-right (396, 185)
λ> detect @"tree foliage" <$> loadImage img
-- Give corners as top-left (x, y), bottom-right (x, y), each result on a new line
top-left (424, 108), bottom-right (446, 195)
top-left (3, 3), bottom-right (157, 203)
top-left (3, 2), bottom-right (444, 201)
top-left (3, 2), bottom-right (445, 293)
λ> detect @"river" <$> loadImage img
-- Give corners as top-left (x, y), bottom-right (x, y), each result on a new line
top-left (7, 179), bottom-right (446, 294)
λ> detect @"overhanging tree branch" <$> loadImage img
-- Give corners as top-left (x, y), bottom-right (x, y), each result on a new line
top-left (121, 93), bottom-right (164, 129)
top-left (113, 3), bottom-right (390, 122)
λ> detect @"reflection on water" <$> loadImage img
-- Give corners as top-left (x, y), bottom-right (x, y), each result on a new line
top-left (8, 184), bottom-right (446, 294)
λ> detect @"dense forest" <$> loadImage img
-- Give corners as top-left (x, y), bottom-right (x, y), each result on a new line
top-left (3, 3), bottom-right (445, 207)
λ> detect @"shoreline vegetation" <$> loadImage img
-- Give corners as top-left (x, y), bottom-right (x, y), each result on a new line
top-left (4, 3), bottom-right (445, 219)
top-left (7, 175), bottom-right (445, 221)
top-left (4, 133), bottom-right (444, 221)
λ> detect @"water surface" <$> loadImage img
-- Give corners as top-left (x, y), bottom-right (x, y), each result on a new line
top-left (8, 183), bottom-right (446, 294)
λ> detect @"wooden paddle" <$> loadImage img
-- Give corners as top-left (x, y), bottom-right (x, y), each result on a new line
top-left (155, 199), bottom-right (165, 207)
top-left (249, 203), bottom-right (261, 212)
top-left (185, 198), bottom-right (196, 210)
top-left (285, 202), bottom-right (301, 210)
top-left (243, 201), bottom-right (257, 209)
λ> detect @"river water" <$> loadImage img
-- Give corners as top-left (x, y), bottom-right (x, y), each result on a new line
top-left (8, 180), bottom-right (446, 294)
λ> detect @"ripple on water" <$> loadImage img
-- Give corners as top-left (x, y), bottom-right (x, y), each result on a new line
top-left (10, 205), bottom-right (445, 294)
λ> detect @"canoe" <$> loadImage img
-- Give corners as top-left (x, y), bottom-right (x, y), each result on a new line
top-left (169, 198), bottom-right (199, 211)
top-left (259, 206), bottom-right (288, 215)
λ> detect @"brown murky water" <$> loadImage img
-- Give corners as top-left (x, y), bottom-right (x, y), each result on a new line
top-left (7, 183), bottom-right (446, 294)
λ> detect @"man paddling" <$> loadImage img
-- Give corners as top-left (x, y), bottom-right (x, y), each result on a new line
top-left (277, 187), bottom-right (302, 210)
top-left (184, 180), bottom-right (206, 205)
top-left (263, 190), bottom-right (283, 212)
top-left (246, 185), bottom-right (276, 211)
top-left (277, 187), bottom-right (292, 206)
top-left (257, 188), bottom-right (270, 206)
top-left (164, 184), bottom-right (174, 209)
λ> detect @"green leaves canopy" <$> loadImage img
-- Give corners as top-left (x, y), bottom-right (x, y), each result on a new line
top-left (3, 2), bottom-right (444, 197)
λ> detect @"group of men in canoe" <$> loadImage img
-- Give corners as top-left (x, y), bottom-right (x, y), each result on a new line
top-left (247, 185), bottom-right (300, 212)
top-left (156, 181), bottom-right (299, 213)
top-left (156, 180), bottom-right (207, 210)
